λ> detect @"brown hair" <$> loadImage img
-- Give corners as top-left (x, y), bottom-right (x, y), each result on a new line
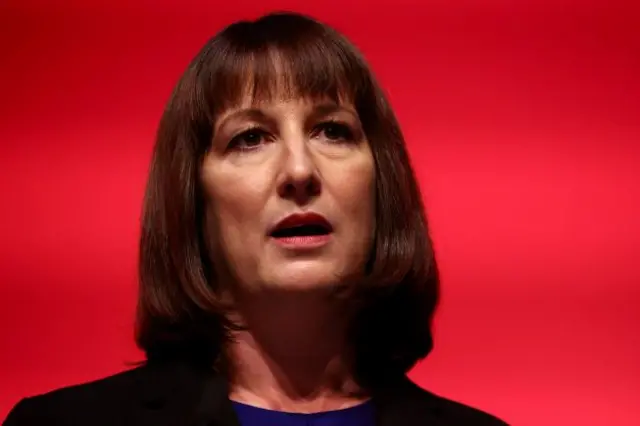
top-left (136, 11), bottom-right (439, 388)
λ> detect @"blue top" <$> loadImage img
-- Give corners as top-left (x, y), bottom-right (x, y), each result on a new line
top-left (231, 400), bottom-right (376, 426)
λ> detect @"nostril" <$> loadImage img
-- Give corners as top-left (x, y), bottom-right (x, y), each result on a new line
top-left (278, 175), bottom-right (321, 201)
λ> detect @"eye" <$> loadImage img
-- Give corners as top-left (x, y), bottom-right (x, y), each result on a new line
top-left (314, 121), bottom-right (355, 142)
top-left (228, 127), bottom-right (268, 151)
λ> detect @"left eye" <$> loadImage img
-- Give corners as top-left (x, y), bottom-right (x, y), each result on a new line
top-left (315, 122), bottom-right (354, 141)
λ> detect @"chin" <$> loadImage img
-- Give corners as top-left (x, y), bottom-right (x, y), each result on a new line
top-left (265, 262), bottom-right (345, 292)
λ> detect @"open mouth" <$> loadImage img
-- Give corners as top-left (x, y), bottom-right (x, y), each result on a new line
top-left (271, 223), bottom-right (332, 238)
top-left (269, 213), bottom-right (333, 246)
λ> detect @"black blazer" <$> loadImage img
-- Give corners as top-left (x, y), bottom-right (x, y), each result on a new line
top-left (3, 361), bottom-right (508, 426)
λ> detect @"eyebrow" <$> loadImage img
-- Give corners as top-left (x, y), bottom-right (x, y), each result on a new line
top-left (215, 102), bottom-right (357, 131)
top-left (309, 103), bottom-right (357, 119)
top-left (216, 109), bottom-right (270, 131)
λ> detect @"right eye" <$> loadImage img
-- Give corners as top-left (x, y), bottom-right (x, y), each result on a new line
top-left (228, 128), bottom-right (268, 151)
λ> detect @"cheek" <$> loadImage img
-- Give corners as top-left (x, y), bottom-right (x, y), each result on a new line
top-left (330, 156), bottom-right (376, 239)
top-left (201, 166), bottom-right (271, 257)
top-left (202, 181), bottom-right (269, 287)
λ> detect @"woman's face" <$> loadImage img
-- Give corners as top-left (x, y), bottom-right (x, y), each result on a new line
top-left (201, 95), bottom-right (376, 294)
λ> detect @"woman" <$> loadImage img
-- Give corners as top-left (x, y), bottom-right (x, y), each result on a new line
top-left (4, 12), bottom-right (507, 426)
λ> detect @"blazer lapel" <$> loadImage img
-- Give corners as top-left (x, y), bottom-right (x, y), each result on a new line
top-left (374, 377), bottom-right (448, 426)
top-left (192, 373), bottom-right (242, 426)
top-left (125, 361), bottom-right (240, 426)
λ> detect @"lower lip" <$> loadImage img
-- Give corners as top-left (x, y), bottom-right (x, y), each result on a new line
top-left (271, 234), bottom-right (332, 249)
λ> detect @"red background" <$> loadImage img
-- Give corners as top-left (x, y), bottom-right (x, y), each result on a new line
top-left (1, 0), bottom-right (639, 424)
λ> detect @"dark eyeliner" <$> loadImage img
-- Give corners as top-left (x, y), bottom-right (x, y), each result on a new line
top-left (314, 120), bottom-right (355, 142)
top-left (227, 126), bottom-right (265, 152)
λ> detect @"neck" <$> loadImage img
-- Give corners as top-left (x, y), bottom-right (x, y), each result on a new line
top-left (224, 291), bottom-right (368, 412)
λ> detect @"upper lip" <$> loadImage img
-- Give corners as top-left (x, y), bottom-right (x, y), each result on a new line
top-left (269, 212), bottom-right (333, 236)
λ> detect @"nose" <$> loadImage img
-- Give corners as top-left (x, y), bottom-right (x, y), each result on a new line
top-left (276, 138), bottom-right (321, 205)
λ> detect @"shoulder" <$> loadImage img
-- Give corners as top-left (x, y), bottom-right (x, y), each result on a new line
top-left (3, 365), bottom-right (154, 426)
top-left (377, 377), bottom-right (509, 425)
top-left (422, 390), bottom-right (508, 425)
